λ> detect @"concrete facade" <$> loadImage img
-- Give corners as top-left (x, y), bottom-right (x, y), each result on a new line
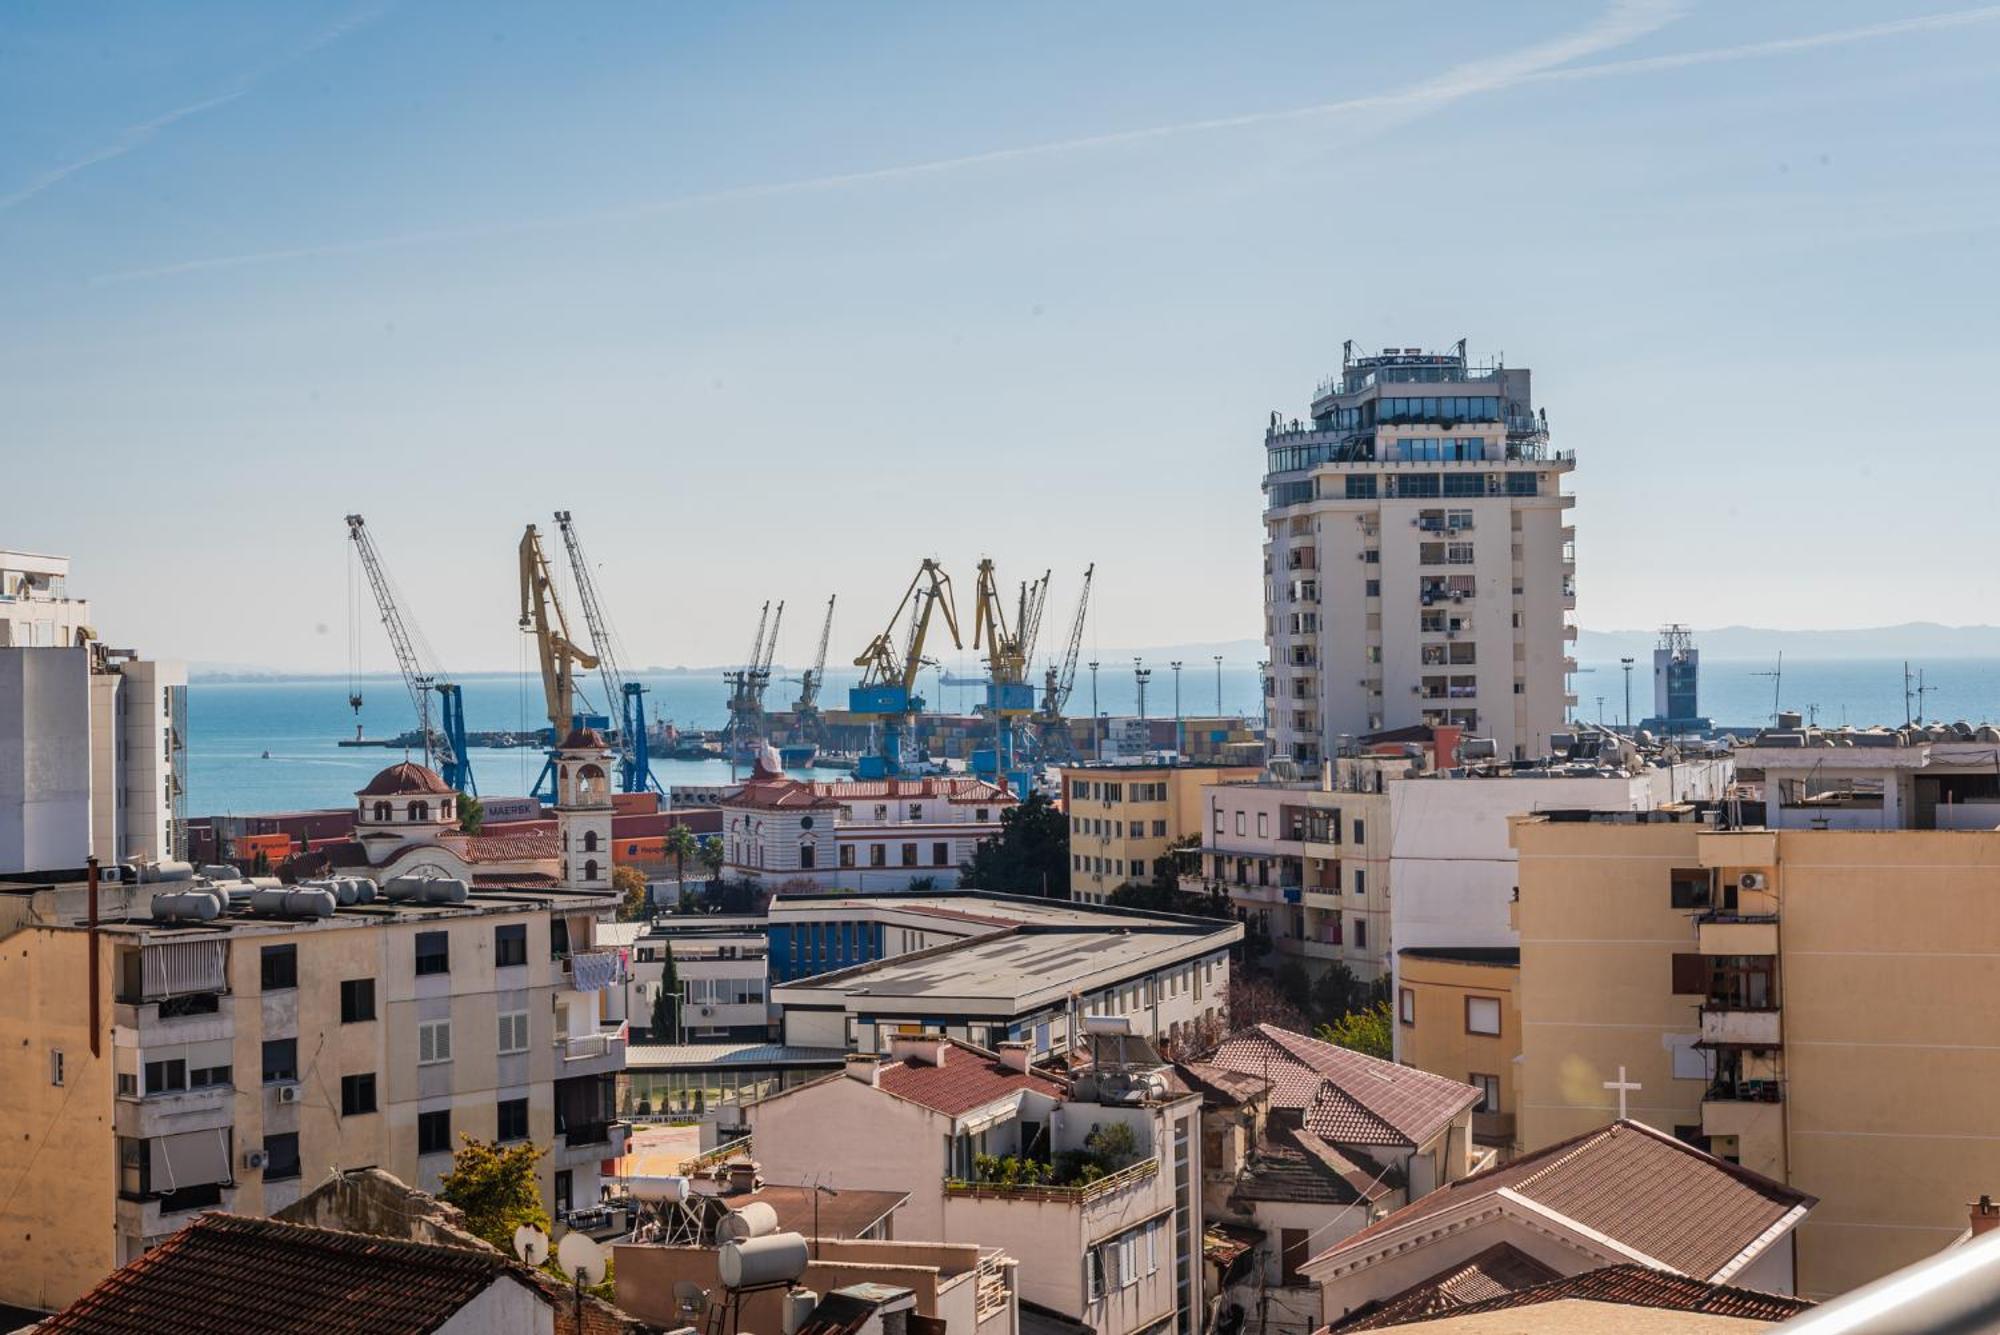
top-left (1066, 761), bottom-right (1262, 905)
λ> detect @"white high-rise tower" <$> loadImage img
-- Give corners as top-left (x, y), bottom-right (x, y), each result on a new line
top-left (1262, 342), bottom-right (1576, 766)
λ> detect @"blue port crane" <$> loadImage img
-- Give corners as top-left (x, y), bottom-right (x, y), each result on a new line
top-left (344, 514), bottom-right (476, 795)
top-left (970, 559), bottom-right (1049, 794)
top-left (554, 510), bottom-right (661, 794)
top-left (850, 560), bottom-right (961, 779)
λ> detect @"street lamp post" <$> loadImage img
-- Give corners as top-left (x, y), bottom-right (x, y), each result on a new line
top-left (1171, 660), bottom-right (1184, 756)
top-left (1213, 655), bottom-right (1224, 716)
top-left (1620, 657), bottom-right (1635, 730)
top-left (1134, 659), bottom-right (1152, 722)
top-left (1088, 660), bottom-right (1101, 760)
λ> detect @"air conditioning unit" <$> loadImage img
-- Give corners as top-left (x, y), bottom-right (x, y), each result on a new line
top-left (243, 1149), bottom-right (268, 1171)
top-left (1739, 872), bottom-right (1767, 891)
top-left (277, 1084), bottom-right (301, 1104)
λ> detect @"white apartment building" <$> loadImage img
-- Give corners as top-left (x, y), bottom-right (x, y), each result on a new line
top-left (1261, 343), bottom-right (1576, 768)
top-left (0, 548), bottom-right (185, 875)
top-left (718, 746), bottom-right (1012, 892)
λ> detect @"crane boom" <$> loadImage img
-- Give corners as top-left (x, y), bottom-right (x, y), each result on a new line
top-left (518, 524), bottom-right (599, 741)
top-left (855, 560), bottom-right (961, 691)
top-left (1049, 563), bottom-right (1094, 715)
top-left (345, 514), bottom-right (474, 793)
top-left (754, 601), bottom-right (785, 704)
top-left (796, 596), bottom-right (835, 712)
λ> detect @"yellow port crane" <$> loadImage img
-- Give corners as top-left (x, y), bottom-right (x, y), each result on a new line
top-left (971, 560), bottom-right (1049, 787)
top-left (850, 559), bottom-right (961, 779)
top-left (519, 523), bottom-right (599, 800)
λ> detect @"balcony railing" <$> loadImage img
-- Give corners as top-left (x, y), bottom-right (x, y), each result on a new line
top-left (563, 1121), bottom-right (617, 1149)
top-left (1705, 1079), bottom-right (1782, 1104)
top-left (944, 1156), bottom-right (1159, 1204)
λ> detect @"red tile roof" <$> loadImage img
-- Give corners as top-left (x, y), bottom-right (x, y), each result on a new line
top-left (724, 777), bottom-right (845, 810)
top-left (1338, 1263), bottom-right (1814, 1328)
top-left (437, 830), bottom-right (559, 864)
top-left (1208, 1025), bottom-right (1481, 1149)
top-left (38, 1214), bottom-right (543, 1334)
top-left (356, 762), bottom-right (453, 797)
top-left (874, 1040), bottom-right (1069, 1116)
top-left (1232, 1122), bottom-right (1395, 1207)
top-left (1331, 1243), bottom-right (1561, 1329)
top-left (1308, 1120), bottom-right (1816, 1282)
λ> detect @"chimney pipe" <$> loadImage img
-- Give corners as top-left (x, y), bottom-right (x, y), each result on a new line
top-left (845, 1053), bottom-right (882, 1086)
top-left (1972, 1195), bottom-right (2000, 1236)
top-left (996, 1041), bottom-right (1031, 1075)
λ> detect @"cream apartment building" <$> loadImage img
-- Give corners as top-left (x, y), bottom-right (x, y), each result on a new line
top-left (1513, 799), bottom-right (2000, 1299)
top-left (0, 873), bottom-right (625, 1312)
top-left (1067, 760), bottom-right (1261, 904)
top-left (1260, 343), bottom-right (1576, 769)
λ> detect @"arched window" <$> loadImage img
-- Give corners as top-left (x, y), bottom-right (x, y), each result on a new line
top-left (800, 842), bottom-right (816, 870)
top-left (583, 858), bottom-right (599, 882)
top-left (409, 800), bottom-right (430, 823)
top-left (441, 799), bottom-right (453, 821)
top-left (372, 801), bottom-right (391, 822)
top-left (582, 830), bottom-right (600, 853)
top-left (562, 830), bottom-right (570, 851)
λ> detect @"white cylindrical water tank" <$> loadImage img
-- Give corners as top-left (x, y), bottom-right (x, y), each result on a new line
top-left (716, 1201), bottom-right (780, 1242)
top-left (718, 1232), bottom-right (809, 1289)
top-left (384, 876), bottom-right (429, 901)
top-left (249, 887), bottom-right (337, 918)
top-left (149, 891), bottom-right (222, 922)
top-left (141, 860), bottom-right (195, 883)
top-left (421, 878), bottom-right (469, 904)
top-left (625, 1176), bottom-right (692, 1204)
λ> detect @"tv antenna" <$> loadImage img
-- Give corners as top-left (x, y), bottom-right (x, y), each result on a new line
top-left (1751, 651), bottom-right (1783, 724)
top-left (1904, 661), bottom-right (1935, 726)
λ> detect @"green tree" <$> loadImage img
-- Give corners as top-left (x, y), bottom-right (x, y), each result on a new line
top-left (612, 864), bottom-right (650, 922)
top-left (456, 792), bottom-right (484, 835)
top-left (697, 837), bottom-right (725, 884)
top-left (651, 949), bottom-right (680, 1042)
top-left (1274, 958), bottom-right (1314, 1017)
top-left (438, 1138), bottom-right (549, 1252)
top-left (1310, 962), bottom-right (1362, 1026)
top-left (1317, 999), bottom-right (1394, 1060)
top-left (959, 790), bottom-right (1070, 898)
top-left (664, 824), bottom-right (699, 894)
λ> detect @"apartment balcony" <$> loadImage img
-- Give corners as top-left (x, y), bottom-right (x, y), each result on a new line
top-left (563, 950), bottom-right (628, 994)
top-left (944, 1155), bottom-right (1159, 1207)
top-left (1302, 889), bottom-right (1342, 912)
top-left (114, 992), bottom-right (235, 1047)
top-left (1473, 1111), bottom-right (1515, 1146)
top-left (1278, 937), bottom-right (1346, 962)
top-left (556, 1023), bottom-right (629, 1079)
top-left (1698, 919), bottom-right (1779, 956)
top-left (114, 1083), bottom-right (235, 1141)
top-left (1699, 1007), bottom-right (1781, 1048)
top-left (1702, 1090), bottom-right (1783, 1146)
top-left (557, 1120), bottom-right (630, 1167)
top-left (117, 1183), bottom-right (239, 1244)
top-left (1563, 624), bottom-right (1578, 642)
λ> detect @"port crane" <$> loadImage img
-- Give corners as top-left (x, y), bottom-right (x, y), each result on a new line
top-left (970, 560), bottom-right (1049, 790)
top-left (850, 560), bottom-right (961, 779)
top-left (721, 600), bottom-right (784, 762)
top-left (790, 595), bottom-right (837, 749)
top-left (519, 523), bottom-right (600, 801)
top-left (344, 514), bottom-right (476, 795)
top-left (1032, 564), bottom-right (1094, 762)
top-left (554, 510), bottom-right (660, 794)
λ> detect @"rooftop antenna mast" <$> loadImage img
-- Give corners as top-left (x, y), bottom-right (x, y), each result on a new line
top-left (1751, 651), bottom-right (1783, 725)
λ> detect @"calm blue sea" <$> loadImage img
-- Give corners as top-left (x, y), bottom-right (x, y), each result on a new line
top-left (183, 658), bottom-right (1999, 815)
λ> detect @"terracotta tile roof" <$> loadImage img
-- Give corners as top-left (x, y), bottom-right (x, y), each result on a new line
top-left (471, 872), bottom-right (561, 887)
top-left (1339, 1263), bottom-right (1814, 1329)
top-left (1208, 1025), bottom-right (1481, 1149)
top-left (437, 830), bottom-right (559, 864)
top-left (723, 778), bottom-right (844, 810)
top-left (874, 1040), bottom-right (1068, 1116)
top-left (804, 777), bottom-right (1014, 803)
top-left (1332, 1243), bottom-right (1562, 1329)
top-left (356, 762), bottom-right (453, 797)
top-left (38, 1213), bottom-right (542, 1334)
top-left (1177, 1061), bottom-right (1273, 1107)
top-left (1232, 1123), bottom-right (1397, 1207)
top-left (1308, 1120), bottom-right (1817, 1282)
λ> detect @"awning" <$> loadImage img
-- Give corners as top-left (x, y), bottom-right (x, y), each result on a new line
top-left (151, 1128), bottom-right (232, 1189)
top-left (143, 938), bottom-right (226, 998)
top-left (958, 1100), bottom-right (1020, 1138)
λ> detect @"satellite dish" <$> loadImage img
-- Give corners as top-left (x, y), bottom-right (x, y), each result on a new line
top-left (558, 1230), bottom-right (608, 1286)
top-left (513, 1225), bottom-right (549, 1266)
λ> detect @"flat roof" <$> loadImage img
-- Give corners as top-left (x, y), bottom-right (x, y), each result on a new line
top-left (1398, 946), bottom-right (1520, 967)
top-left (778, 923), bottom-right (1237, 1012)
top-left (41, 884), bottom-right (617, 938)
top-left (768, 892), bottom-right (1189, 931)
top-left (626, 1042), bottom-right (847, 1069)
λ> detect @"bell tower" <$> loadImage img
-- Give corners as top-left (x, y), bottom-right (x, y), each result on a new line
top-left (554, 727), bottom-right (615, 892)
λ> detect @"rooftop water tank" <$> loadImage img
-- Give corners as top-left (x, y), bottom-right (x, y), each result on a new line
top-left (249, 887), bottom-right (337, 918)
top-left (716, 1201), bottom-right (780, 1243)
top-left (627, 1176), bottom-right (692, 1204)
top-left (717, 1232), bottom-right (809, 1289)
top-left (150, 891), bottom-right (222, 923)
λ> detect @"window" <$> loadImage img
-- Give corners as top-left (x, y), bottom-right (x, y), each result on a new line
top-left (341, 1072), bottom-right (378, 1116)
top-left (901, 843), bottom-right (917, 867)
top-left (800, 842), bottom-right (816, 869)
top-left (1354, 869), bottom-right (1366, 895)
top-left (497, 1097), bottom-right (529, 1142)
top-left (260, 944), bottom-right (297, 992)
top-left (932, 842), bottom-right (949, 866)
top-left (1465, 995), bottom-right (1502, 1036)
top-left (415, 931), bottom-right (450, 976)
top-left (498, 1010), bottom-right (529, 1055)
top-left (1352, 918), bottom-right (1367, 950)
top-left (975, 808), bottom-right (990, 822)
top-left (839, 844), bottom-right (855, 868)
top-left (1235, 812), bottom-right (1245, 836)
top-left (869, 845), bottom-right (886, 868)
top-left (419, 1019), bottom-right (453, 1065)
top-left (1152, 820), bottom-right (1167, 837)
top-left (1132, 860), bottom-right (1146, 880)
top-left (264, 1132), bottom-right (301, 1181)
top-left (49, 1049), bottom-right (63, 1087)
top-left (1281, 1227), bottom-right (1310, 1287)
top-left (145, 1058), bottom-right (187, 1094)
top-left (493, 923), bottom-right (528, 968)
top-left (1469, 1073), bottom-right (1501, 1113)
top-left (1352, 819), bottom-right (1365, 844)
top-left (340, 978), bottom-right (376, 1023)
top-left (1669, 869), bottom-right (1712, 910)
top-left (191, 1062), bottom-right (231, 1088)
top-left (1345, 474), bottom-right (1377, 499)
top-left (908, 803), bottom-right (923, 820)
top-left (262, 1039), bottom-right (298, 1084)
top-left (418, 1109), bottom-right (451, 1156)
top-left (1399, 987), bottom-right (1416, 1025)
top-left (1256, 812), bottom-right (1269, 838)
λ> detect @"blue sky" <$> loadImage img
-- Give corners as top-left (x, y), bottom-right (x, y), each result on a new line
top-left (5, 2), bottom-right (1999, 672)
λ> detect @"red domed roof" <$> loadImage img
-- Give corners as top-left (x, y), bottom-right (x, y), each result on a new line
top-left (356, 761), bottom-right (453, 797)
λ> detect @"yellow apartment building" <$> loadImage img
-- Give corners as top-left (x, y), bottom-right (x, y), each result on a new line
top-left (1065, 761), bottom-right (1261, 904)
top-left (1394, 946), bottom-right (1520, 1155)
top-left (0, 873), bottom-right (626, 1313)
top-left (1513, 807), bottom-right (2000, 1299)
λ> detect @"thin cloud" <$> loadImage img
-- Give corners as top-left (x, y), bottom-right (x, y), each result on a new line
top-left (95, 1), bottom-right (1996, 285)
top-left (0, 2), bottom-right (390, 216)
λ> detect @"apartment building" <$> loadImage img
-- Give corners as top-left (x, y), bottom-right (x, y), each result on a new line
top-left (1393, 947), bottom-right (1520, 1154)
top-left (748, 1032), bottom-right (1204, 1335)
top-left (0, 872), bottom-right (626, 1312)
top-left (719, 747), bottom-right (1013, 891)
top-left (0, 549), bottom-right (185, 874)
top-left (1511, 777), bottom-right (2000, 1298)
top-left (1066, 760), bottom-right (1262, 904)
top-left (1260, 343), bottom-right (1576, 768)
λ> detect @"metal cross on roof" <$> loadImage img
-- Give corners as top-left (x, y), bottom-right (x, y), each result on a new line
top-left (1603, 1065), bottom-right (1642, 1120)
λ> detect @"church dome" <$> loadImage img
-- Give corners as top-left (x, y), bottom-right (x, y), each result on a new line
top-left (357, 761), bottom-right (453, 797)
